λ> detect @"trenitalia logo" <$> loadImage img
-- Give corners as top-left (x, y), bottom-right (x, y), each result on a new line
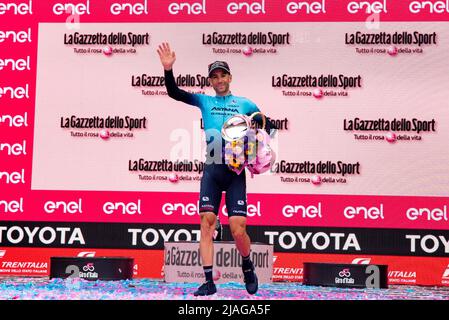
top-left (0, 113), bottom-right (29, 128)
top-left (409, 0), bottom-right (449, 13)
top-left (110, 0), bottom-right (149, 15)
top-left (0, 28), bottom-right (32, 43)
top-left (227, 0), bottom-right (266, 14)
top-left (274, 267), bottom-right (302, 275)
top-left (1, 261), bottom-right (48, 270)
top-left (168, 0), bottom-right (206, 15)
top-left (389, 270), bottom-right (416, 279)
top-left (53, 0), bottom-right (91, 15)
top-left (286, 0), bottom-right (326, 14)
top-left (0, 84), bottom-right (29, 99)
top-left (0, 140), bottom-right (27, 156)
top-left (406, 205), bottom-right (448, 221)
top-left (347, 0), bottom-right (387, 14)
top-left (0, 198), bottom-right (24, 213)
top-left (343, 204), bottom-right (384, 220)
top-left (44, 199), bottom-right (83, 214)
top-left (282, 203), bottom-right (322, 218)
top-left (0, 0), bottom-right (33, 15)
top-left (0, 250), bottom-right (5, 258)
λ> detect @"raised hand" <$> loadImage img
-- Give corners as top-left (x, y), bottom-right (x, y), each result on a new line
top-left (157, 42), bottom-right (176, 71)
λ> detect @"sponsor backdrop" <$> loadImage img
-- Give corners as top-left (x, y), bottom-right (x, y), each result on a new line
top-left (1, 0), bottom-right (449, 285)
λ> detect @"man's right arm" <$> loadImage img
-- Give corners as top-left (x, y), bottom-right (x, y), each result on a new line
top-left (157, 42), bottom-right (201, 107)
top-left (164, 69), bottom-right (199, 107)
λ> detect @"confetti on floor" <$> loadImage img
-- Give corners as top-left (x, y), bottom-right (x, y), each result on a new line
top-left (0, 277), bottom-right (448, 300)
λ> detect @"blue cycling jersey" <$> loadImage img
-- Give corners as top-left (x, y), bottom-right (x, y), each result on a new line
top-left (164, 69), bottom-right (270, 162)
top-left (164, 69), bottom-right (260, 133)
top-left (188, 93), bottom-right (260, 133)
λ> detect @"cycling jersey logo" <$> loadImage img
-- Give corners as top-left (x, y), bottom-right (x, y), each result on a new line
top-left (202, 196), bottom-right (209, 201)
top-left (338, 268), bottom-right (351, 277)
top-left (237, 200), bottom-right (245, 205)
top-left (211, 106), bottom-right (239, 113)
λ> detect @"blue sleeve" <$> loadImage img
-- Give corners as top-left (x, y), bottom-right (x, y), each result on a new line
top-left (246, 99), bottom-right (272, 134)
top-left (164, 69), bottom-right (203, 109)
top-left (247, 100), bottom-right (260, 115)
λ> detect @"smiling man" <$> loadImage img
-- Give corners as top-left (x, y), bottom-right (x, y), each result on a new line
top-left (157, 42), bottom-right (271, 296)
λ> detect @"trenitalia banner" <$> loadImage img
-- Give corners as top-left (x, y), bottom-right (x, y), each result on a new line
top-left (1, 0), bottom-right (449, 285)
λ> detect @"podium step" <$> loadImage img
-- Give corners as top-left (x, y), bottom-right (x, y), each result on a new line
top-left (164, 241), bottom-right (273, 284)
top-left (303, 262), bottom-right (388, 288)
top-left (50, 257), bottom-right (134, 281)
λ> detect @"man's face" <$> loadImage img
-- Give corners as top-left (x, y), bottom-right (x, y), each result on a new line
top-left (209, 69), bottom-right (232, 96)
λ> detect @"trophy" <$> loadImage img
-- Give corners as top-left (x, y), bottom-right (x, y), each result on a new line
top-left (221, 112), bottom-right (275, 176)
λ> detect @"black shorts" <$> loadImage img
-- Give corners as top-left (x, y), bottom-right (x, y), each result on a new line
top-left (199, 164), bottom-right (247, 217)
